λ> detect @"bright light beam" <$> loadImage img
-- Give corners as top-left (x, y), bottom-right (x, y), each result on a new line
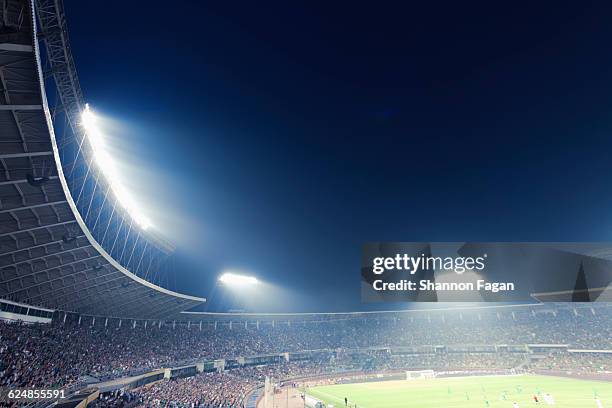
top-left (218, 272), bottom-right (259, 286)
top-left (80, 104), bottom-right (151, 230)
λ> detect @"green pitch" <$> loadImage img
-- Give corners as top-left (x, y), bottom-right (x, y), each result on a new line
top-left (306, 375), bottom-right (612, 408)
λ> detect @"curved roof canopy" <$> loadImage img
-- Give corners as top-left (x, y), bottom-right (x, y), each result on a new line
top-left (0, 0), bottom-right (204, 319)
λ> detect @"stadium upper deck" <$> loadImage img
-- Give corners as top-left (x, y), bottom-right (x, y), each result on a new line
top-left (0, 0), bottom-right (205, 319)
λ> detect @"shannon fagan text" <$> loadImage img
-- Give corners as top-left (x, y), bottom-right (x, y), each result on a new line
top-left (372, 279), bottom-right (514, 293)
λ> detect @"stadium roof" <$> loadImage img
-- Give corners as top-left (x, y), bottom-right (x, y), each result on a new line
top-left (0, 0), bottom-right (205, 319)
top-left (531, 287), bottom-right (612, 303)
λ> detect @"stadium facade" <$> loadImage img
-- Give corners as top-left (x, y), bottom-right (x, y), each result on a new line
top-left (0, 0), bottom-right (205, 321)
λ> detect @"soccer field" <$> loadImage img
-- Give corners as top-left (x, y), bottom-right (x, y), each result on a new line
top-left (305, 375), bottom-right (612, 408)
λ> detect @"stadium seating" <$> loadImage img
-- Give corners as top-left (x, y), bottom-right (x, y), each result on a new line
top-left (1, 304), bottom-right (610, 401)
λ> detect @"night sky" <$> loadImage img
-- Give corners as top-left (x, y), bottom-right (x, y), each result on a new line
top-left (65, 1), bottom-right (612, 312)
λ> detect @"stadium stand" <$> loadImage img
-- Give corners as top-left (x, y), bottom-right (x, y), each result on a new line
top-left (1, 304), bottom-right (610, 402)
top-left (0, 0), bottom-right (205, 320)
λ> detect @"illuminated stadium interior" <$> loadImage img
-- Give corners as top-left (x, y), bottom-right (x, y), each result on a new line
top-left (0, 1), bottom-right (611, 408)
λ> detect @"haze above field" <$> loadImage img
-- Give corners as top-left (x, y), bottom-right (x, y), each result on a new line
top-left (65, 1), bottom-right (612, 312)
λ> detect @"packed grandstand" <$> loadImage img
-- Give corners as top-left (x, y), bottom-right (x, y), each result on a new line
top-left (1, 303), bottom-right (611, 407)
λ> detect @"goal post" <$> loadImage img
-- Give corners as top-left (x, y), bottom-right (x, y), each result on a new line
top-left (406, 369), bottom-right (435, 380)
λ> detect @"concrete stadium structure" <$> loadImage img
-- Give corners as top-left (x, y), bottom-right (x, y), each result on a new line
top-left (0, 0), bottom-right (205, 319)
top-left (1, 0), bottom-right (609, 324)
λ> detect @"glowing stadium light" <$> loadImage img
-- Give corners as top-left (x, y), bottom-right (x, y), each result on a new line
top-left (218, 272), bottom-right (259, 286)
top-left (80, 104), bottom-right (151, 230)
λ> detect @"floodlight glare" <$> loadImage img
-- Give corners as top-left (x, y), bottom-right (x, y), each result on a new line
top-left (80, 104), bottom-right (151, 230)
top-left (218, 273), bottom-right (259, 286)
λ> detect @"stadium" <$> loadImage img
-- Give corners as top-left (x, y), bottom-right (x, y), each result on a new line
top-left (0, 1), bottom-right (611, 407)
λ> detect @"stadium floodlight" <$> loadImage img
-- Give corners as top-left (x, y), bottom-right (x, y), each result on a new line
top-left (218, 272), bottom-right (259, 286)
top-left (80, 104), bottom-right (151, 230)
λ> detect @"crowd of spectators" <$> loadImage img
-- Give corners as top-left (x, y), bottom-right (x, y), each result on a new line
top-left (102, 362), bottom-right (332, 408)
top-left (0, 304), bottom-right (610, 392)
top-left (531, 352), bottom-right (612, 373)
top-left (339, 350), bottom-right (528, 371)
top-left (135, 371), bottom-right (254, 408)
top-left (90, 390), bottom-right (140, 408)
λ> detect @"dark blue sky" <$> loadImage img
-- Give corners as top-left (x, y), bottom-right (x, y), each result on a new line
top-left (66, 1), bottom-right (612, 312)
